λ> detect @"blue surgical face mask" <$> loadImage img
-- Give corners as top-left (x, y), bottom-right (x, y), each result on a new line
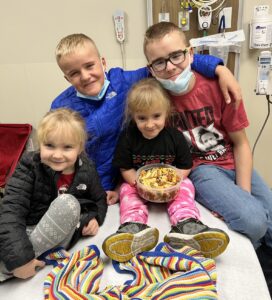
top-left (76, 68), bottom-right (110, 101)
top-left (155, 56), bottom-right (193, 95)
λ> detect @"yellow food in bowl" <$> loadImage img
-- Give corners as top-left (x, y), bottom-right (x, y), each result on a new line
top-left (136, 164), bottom-right (181, 203)
top-left (138, 167), bottom-right (180, 188)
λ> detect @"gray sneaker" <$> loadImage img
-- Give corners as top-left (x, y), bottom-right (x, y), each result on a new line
top-left (164, 218), bottom-right (229, 259)
top-left (102, 222), bottom-right (159, 262)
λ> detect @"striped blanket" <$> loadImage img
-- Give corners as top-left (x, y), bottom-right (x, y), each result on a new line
top-left (44, 242), bottom-right (217, 299)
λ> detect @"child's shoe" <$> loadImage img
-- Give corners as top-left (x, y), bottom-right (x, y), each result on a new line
top-left (102, 222), bottom-right (159, 262)
top-left (164, 218), bottom-right (229, 259)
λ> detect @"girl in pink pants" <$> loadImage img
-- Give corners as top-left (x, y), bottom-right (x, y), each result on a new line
top-left (102, 78), bottom-right (229, 262)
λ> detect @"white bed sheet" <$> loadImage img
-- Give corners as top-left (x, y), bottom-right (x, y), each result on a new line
top-left (0, 203), bottom-right (270, 300)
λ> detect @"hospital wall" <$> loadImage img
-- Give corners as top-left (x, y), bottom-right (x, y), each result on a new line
top-left (0, 0), bottom-right (271, 188)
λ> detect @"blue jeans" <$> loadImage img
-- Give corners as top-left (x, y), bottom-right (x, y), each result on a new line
top-left (189, 165), bottom-right (272, 249)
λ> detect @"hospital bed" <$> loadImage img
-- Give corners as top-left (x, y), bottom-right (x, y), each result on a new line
top-left (0, 203), bottom-right (270, 300)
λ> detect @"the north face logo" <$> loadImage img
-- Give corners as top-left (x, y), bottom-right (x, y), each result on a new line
top-left (106, 91), bottom-right (117, 99)
top-left (76, 184), bottom-right (87, 191)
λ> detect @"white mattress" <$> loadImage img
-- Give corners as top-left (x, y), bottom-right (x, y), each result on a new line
top-left (0, 203), bottom-right (270, 300)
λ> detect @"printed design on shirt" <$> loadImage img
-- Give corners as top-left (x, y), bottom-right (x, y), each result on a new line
top-left (194, 125), bottom-right (227, 161)
top-left (183, 125), bottom-right (228, 162)
top-left (132, 154), bottom-right (176, 166)
top-left (57, 173), bottom-right (74, 195)
top-left (58, 184), bottom-right (69, 195)
top-left (174, 107), bottom-right (228, 162)
top-left (174, 105), bottom-right (214, 131)
top-left (196, 125), bottom-right (225, 152)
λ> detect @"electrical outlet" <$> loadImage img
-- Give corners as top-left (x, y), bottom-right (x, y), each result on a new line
top-left (254, 5), bottom-right (269, 16)
top-left (158, 12), bottom-right (170, 22)
top-left (219, 7), bottom-right (232, 29)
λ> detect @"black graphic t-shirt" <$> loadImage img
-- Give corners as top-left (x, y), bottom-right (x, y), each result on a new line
top-left (113, 124), bottom-right (192, 171)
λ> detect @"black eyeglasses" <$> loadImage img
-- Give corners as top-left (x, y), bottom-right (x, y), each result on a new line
top-left (149, 49), bottom-right (189, 72)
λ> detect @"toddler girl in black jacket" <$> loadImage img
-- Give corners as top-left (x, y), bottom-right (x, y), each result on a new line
top-left (0, 108), bottom-right (107, 281)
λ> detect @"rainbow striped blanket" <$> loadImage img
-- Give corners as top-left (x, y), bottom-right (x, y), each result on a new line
top-left (44, 242), bottom-right (217, 299)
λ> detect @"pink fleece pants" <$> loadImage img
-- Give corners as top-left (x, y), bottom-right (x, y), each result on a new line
top-left (120, 178), bottom-right (200, 226)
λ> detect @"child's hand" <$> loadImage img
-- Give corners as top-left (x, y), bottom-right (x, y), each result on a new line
top-left (216, 65), bottom-right (242, 107)
top-left (106, 190), bottom-right (119, 205)
top-left (13, 259), bottom-right (45, 279)
top-left (82, 218), bottom-right (99, 236)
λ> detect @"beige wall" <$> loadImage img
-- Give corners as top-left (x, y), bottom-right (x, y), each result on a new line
top-left (0, 0), bottom-right (271, 187)
top-left (0, 0), bottom-right (147, 126)
top-left (240, 0), bottom-right (272, 187)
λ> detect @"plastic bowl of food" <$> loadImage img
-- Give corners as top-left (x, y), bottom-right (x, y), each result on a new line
top-left (136, 163), bottom-right (182, 203)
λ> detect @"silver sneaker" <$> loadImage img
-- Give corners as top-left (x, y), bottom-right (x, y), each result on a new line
top-left (164, 218), bottom-right (229, 258)
top-left (102, 222), bottom-right (159, 262)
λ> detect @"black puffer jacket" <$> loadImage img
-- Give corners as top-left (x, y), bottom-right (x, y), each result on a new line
top-left (0, 151), bottom-right (107, 271)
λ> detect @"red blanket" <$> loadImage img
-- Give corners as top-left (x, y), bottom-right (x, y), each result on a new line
top-left (0, 124), bottom-right (32, 187)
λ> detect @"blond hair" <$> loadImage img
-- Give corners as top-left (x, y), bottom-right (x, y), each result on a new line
top-left (143, 22), bottom-right (189, 59)
top-left (55, 33), bottom-right (100, 65)
top-left (125, 78), bottom-right (172, 123)
top-left (37, 108), bottom-right (87, 152)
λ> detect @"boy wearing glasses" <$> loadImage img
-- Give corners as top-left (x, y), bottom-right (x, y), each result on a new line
top-left (144, 22), bottom-right (272, 254)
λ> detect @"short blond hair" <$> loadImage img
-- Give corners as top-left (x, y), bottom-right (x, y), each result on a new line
top-left (143, 22), bottom-right (189, 59)
top-left (37, 108), bottom-right (87, 152)
top-left (125, 78), bottom-right (172, 123)
top-left (55, 33), bottom-right (100, 65)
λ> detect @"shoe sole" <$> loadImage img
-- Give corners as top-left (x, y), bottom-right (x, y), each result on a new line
top-left (164, 231), bottom-right (229, 259)
top-left (102, 227), bottom-right (159, 262)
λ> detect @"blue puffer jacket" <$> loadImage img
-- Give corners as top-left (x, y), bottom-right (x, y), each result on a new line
top-left (51, 54), bottom-right (222, 190)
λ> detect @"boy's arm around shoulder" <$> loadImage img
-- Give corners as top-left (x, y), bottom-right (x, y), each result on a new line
top-left (0, 151), bottom-right (36, 271)
top-left (107, 67), bottom-right (149, 87)
top-left (192, 54), bottom-right (242, 105)
top-left (215, 65), bottom-right (242, 106)
top-left (192, 53), bottom-right (223, 78)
